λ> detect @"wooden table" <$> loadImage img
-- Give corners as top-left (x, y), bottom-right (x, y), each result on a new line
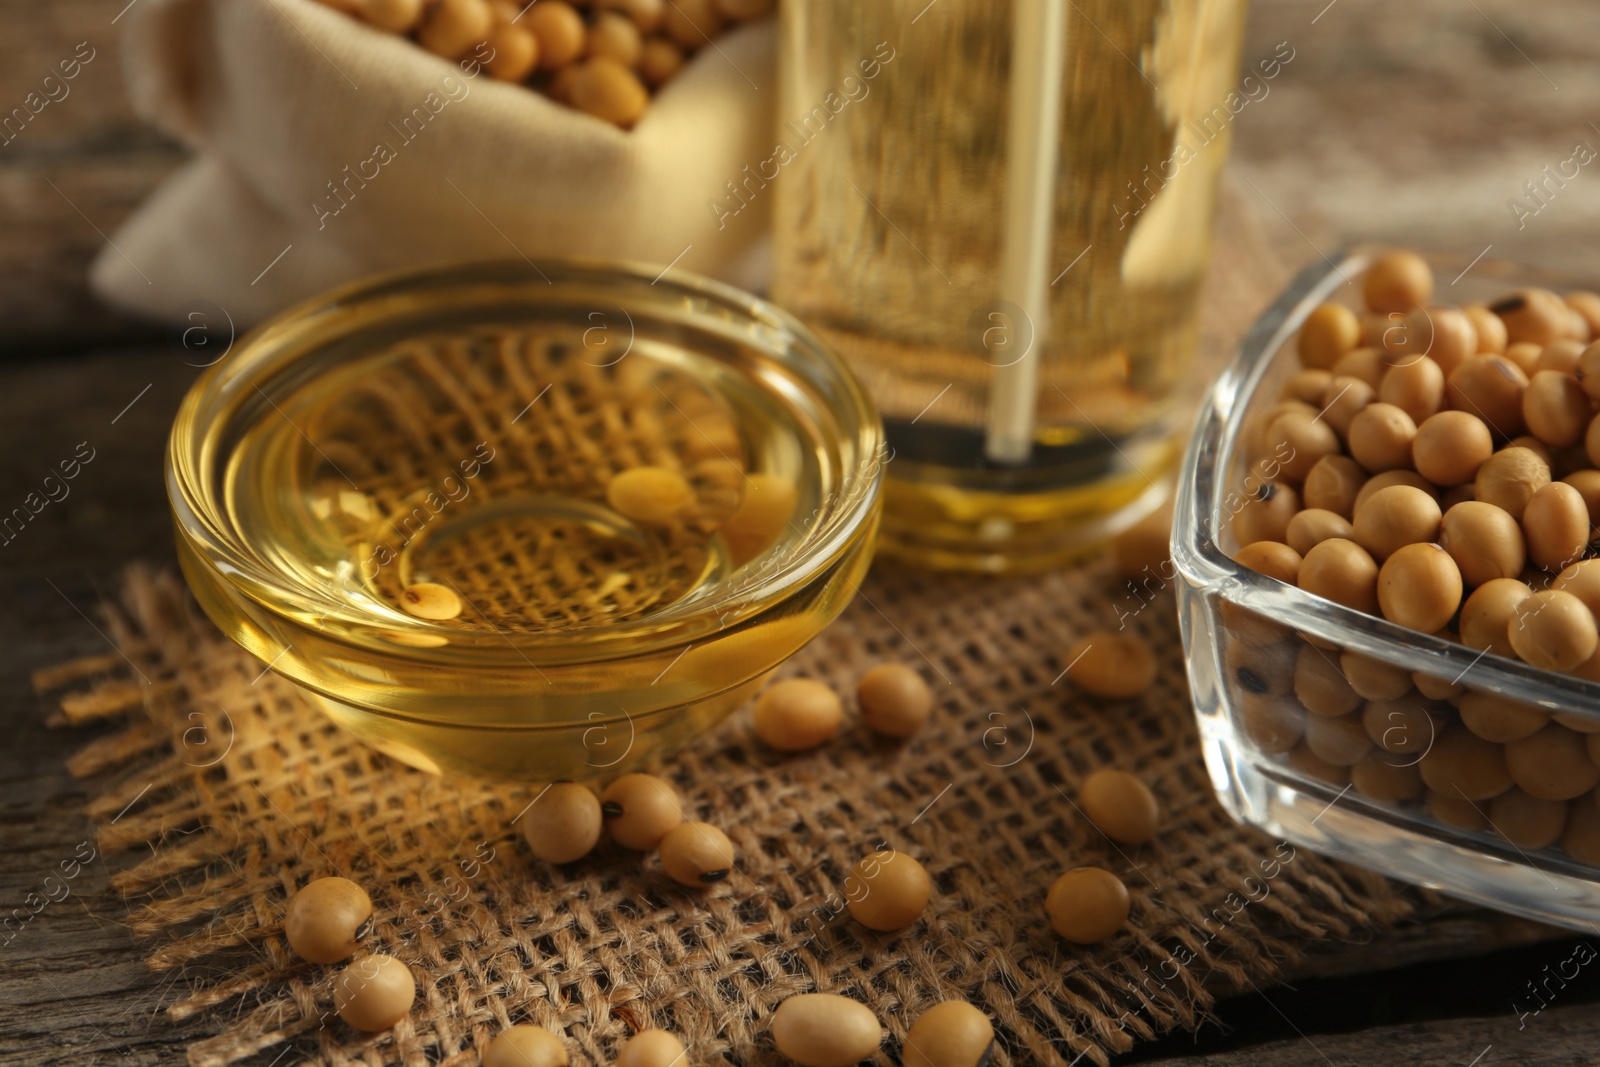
top-left (5, 1), bottom-right (1600, 1064)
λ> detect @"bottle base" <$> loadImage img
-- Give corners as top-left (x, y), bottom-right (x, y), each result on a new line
top-left (873, 443), bottom-right (1178, 574)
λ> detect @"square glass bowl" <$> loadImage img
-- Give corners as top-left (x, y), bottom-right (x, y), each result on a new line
top-left (1174, 249), bottom-right (1600, 931)
top-left (168, 259), bottom-right (882, 782)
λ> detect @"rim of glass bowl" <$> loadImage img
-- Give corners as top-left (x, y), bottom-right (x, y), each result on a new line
top-left (167, 257), bottom-right (884, 659)
top-left (1172, 247), bottom-right (1600, 721)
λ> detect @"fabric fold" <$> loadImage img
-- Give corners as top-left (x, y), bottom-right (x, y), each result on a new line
top-left (95, 0), bottom-right (776, 325)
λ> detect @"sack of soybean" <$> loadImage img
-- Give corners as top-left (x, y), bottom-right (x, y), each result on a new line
top-left (92, 0), bottom-right (775, 326)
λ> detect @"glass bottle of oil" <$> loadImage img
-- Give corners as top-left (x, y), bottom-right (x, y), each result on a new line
top-left (772, 0), bottom-right (1248, 572)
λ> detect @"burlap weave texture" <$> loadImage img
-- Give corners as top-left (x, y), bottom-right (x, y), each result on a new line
top-left (40, 556), bottom-right (1418, 1067)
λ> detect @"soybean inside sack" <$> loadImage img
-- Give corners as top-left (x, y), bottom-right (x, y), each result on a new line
top-left (93, 0), bottom-right (775, 325)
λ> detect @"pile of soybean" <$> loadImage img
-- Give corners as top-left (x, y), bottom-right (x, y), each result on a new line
top-left (1233, 250), bottom-right (1600, 860)
top-left (312, 0), bottom-right (770, 128)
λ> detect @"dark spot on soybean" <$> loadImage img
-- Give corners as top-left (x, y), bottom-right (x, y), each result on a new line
top-left (1237, 667), bottom-right (1270, 694)
top-left (1257, 483), bottom-right (1276, 503)
top-left (1489, 295), bottom-right (1526, 315)
top-left (700, 869), bottom-right (730, 884)
top-left (601, 800), bottom-right (624, 819)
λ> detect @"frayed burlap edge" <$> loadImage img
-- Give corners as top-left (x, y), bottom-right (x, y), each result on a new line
top-left (37, 560), bottom-right (1424, 1067)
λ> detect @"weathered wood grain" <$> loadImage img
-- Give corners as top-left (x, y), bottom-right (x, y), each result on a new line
top-left (1232, 0), bottom-right (1600, 280)
top-left (1133, 999), bottom-right (1600, 1067)
top-left (0, 347), bottom-right (206, 1066)
top-left (0, 156), bottom-right (181, 357)
top-left (1, 588), bottom-right (213, 1067)
top-left (1283, 908), bottom-right (1564, 983)
top-left (0, 0), bottom-right (183, 354)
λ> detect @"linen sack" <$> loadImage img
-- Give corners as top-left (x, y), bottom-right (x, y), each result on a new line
top-left (92, 0), bottom-right (775, 325)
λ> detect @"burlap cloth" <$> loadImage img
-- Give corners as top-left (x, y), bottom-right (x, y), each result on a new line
top-left (37, 200), bottom-right (1426, 1067)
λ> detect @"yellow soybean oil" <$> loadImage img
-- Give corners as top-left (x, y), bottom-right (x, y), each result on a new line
top-left (774, 0), bottom-right (1249, 571)
top-left (171, 264), bottom-right (881, 779)
top-left (225, 332), bottom-right (807, 637)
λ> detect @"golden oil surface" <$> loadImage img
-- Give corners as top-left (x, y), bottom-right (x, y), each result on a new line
top-left (187, 309), bottom-right (876, 779)
top-left (226, 326), bottom-right (823, 632)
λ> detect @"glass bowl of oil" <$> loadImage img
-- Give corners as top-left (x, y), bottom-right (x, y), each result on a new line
top-left (168, 259), bottom-right (884, 781)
